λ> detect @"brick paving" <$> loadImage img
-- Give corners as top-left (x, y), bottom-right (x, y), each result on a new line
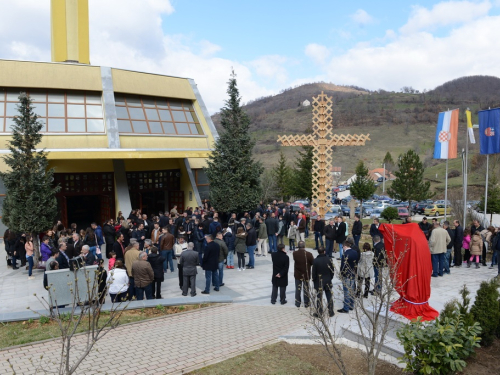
top-left (0, 304), bottom-right (308, 375)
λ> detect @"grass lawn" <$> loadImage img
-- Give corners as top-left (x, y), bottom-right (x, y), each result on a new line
top-left (0, 304), bottom-right (210, 349)
top-left (189, 341), bottom-right (403, 375)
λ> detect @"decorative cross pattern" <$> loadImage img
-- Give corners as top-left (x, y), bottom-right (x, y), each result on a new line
top-left (277, 92), bottom-right (370, 217)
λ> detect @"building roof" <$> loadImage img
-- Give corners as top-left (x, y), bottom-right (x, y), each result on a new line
top-left (369, 168), bottom-right (395, 181)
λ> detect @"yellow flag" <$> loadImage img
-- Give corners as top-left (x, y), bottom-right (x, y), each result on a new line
top-left (465, 109), bottom-right (475, 144)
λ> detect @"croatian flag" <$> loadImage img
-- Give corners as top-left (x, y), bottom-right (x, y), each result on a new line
top-left (478, 108), bottom-right (500, 155)
top-left (433, 109), bottom-right (459, 159)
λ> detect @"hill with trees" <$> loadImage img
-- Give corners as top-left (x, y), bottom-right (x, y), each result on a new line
top-left (211, 76), bottom-right (500, 199)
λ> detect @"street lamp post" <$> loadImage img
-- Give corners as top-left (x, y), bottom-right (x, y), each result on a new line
top-left (383, 163), bottom-right (386, 193)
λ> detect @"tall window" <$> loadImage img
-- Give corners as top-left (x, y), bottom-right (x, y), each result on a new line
top-left (0, 88), bottom-right (104, 133)
top-left (115, 95), bottom-right (202, 135)
top-left (194, 169), bottom-right (209, 200)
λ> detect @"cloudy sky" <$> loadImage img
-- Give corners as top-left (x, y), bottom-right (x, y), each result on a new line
top-left (1, 0), bottom-right (500, 113)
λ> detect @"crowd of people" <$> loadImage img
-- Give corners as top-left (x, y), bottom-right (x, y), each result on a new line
top-left (3, 199), bottom-right (499, 311)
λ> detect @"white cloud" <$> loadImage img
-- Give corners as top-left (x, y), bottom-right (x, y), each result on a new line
top-left (305, 43), bottom-right (330, 65)
top-left (350, 9), bottom-right (374, 26)
top-left (249, 55), bottom-right (289, 85)
top-left (322, 13), bottom-right (500, 92)
top-left (400, 0), bottom-right (492, 34)
top-left (0, 0), bottom-right (276, 114)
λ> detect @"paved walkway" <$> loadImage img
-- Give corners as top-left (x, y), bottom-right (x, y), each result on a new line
top-left (0, 242), bottom-right (498, 374)
top-left (0, 304), bottom-right (308, 375)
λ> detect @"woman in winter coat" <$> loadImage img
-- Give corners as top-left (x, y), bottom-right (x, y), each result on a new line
top-left (106, 260), bottom-right (129, 303)
top-left (287, 221), bottom-right (298, 251)
top-left (468, 232), bottom-right (483, 268)
top-left (40, 235), bottom-right (53, 262)
top-left (462, 228), bottom-right (471, 263)
top-left (15, 234), bottom-right (27, 268)
top-left (25, 235), bottom-right (35, 279)
top-left (357, 243), bottom-right (374, 298)
top-left (223, 225), bottom-right (235, 269)
top-left (235, 227), bottom-right (247, 271)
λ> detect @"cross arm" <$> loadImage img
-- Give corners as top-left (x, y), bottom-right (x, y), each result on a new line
top-left (327, 134), bottom-right (371, 146)
top-left (277, 134), bottom-right (317, 147)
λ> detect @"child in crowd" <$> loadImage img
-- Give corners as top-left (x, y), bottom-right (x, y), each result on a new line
top-left (468, 232), bottom-right (483, 269)
top-left (462, 228), bottom-right (471, 263)
top-left (108, 251), bottom-right (116, 270)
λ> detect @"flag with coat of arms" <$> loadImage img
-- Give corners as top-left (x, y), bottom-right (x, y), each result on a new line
top-left (478, 108), bottom-right (500, 155)
top-left (433, 109), bottom-right (459, 159)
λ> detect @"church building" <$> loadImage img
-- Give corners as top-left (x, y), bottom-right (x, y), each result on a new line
top-left (0, 0), bottom-right (216, 230)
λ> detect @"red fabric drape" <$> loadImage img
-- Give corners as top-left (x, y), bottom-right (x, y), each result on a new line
top-left (379, 223), bottom-right (439, 321)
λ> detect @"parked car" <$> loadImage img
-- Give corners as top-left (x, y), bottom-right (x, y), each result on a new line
top-left (397, 207), bottom-right (409, 219)
top-left (294, 199), bottom-right (310, 207)
top-left (377, 176), bottom-right (387, 182)
top-left (332, 186), bottom-right (340, 193)
top-left (424, 204), bottom-right (451, 217)
top-left (371, 209), bottom-right (383, 219)
top-left (434, 200), bottom-right (451, 206)
top-left (412, 201), bottom-right (428, 215)
top-left (338, 185), bottom-right (346, 192)
top-left (340, 205), bottom-right (350, 216)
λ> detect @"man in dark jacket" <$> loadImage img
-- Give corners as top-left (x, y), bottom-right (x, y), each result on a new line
top-left (313, 216), bottom-right (325, 250)
top-left (370, 218), bottom-right (382, 241)
top-left (338, 240), bottom-right (360, 313)
top-left (323, 219), bottom-right (336, 258)
top-left (443, 221), bottom-right (455, 274)
top-left (201, 235), bottom-right (220, 294)
top-left (418, 217), bottom-right (431, 239)
top-left (352, 214), bottom-right (363, 248)
top-left (56, 242), bottom-right (70, 270)
top-left (147, 245), bottom-right (165, 299)
top-left (271, 244), bottom-right (289, 305)
top-left (103, 220), bottom-right (116, 258)
top-left (214, 232), bottom-right (229, 287)
top-left (179, 242), bottom-right (199, 297)
top-left (292, 241), bottom-right (314, 308)
top-left (336, 217), bottom-right (347, 257)
top-left (371, 235), bottom-right (385, 295)
top-left (133, 223), bottom-right (146, 250)
top-left (246, 223), bottom-right (257, 269)
top-left (453, 220), bottom-right (464, 267)
top-left (312, 246), bottom-right (335, 317)
top-left (266, 213), bottom-right (279, 253)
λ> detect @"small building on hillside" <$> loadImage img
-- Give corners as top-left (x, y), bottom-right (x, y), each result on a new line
top-left (302, 99), bottom-right (311, 107)
top-left (369, 168), bottom-right (395, 181)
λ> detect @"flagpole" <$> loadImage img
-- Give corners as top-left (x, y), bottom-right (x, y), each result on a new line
top-left (484, 154), bottom-right (489, 224)
top-left (463, 109), bottom-right (470, 228)
top-left (444, 159), bottom-right (448, 220)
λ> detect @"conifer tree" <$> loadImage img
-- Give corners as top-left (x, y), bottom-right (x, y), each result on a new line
top-left (205, 71), bottom-right (263, 212)
top-left (0, 93), bottom-right (60, 256)
top-left (350, 160), bottom-right (376, 206)
top-left (273, 151), bottom-right (292, 201)
top-left (382, 151), bottom-right (395, 172)
top-left (388, 149), bottom-right (432, 206)
top-left (290, 146), bottom-right (313, 199)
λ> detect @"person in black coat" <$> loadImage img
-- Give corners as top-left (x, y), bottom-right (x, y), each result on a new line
top-left (453, 220), bottom-right (464, 267)
top-left (338, 240), bottom-right (360, 313)
top-left (336, 217), bottom-right (347, 256)
top-left (313, 216), bottom-right (325, 250)
top-left (147, 246), bottom-right (165, 299)
top-left (369, 218), bottom-right (382, 241)
top-left (271, 243), bottom-right (289, 305)
top-left (103, 221), bottom-right (116, 258)
top-left (246, 223), bottom-right (257, 269)
top-left (112, 233), bottom-right (126, 260)
top-left (352, 214), bottom-right (363, 248)
top-left (371, 235), bottom-right (385, 295)
top-left (56, 242), bottom-right (71, 270)
top-left (132, 223), bottom-right (146, 250)
top-left (312, 247), bottom-right (335, 317)
top-left (323, 219), bottom-right (336, 258)
top-left (201, 235), bottom-right (220, 294)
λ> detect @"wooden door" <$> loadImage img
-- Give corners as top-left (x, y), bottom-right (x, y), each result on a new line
top-left (59, 196), bottom-right (68, 228)
top-left (100, 195), bottom-right (111, 226)
top-left (168, 191), bottom-right (184, 213)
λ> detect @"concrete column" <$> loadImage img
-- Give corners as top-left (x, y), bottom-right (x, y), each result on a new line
top-left (101, 66), bottom-right (121, 149)
top-left (113, 160), bottom-right (132, 216)
top-left (183, 158), bottom-right (202, 207)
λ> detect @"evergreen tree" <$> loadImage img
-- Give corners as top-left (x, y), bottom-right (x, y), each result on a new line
top-left (382, 151), bottom-right (395, 172)
top-left (388, 149), bottom-right (432, 206)
top-left (290, 146), bottom-right (313, 199)
top-left (205, 71), bottom-right (263, 213)
top-left (350, 160), bottom-right (376, 206)
top-left (0, 93), bottom-right (60, 255)
top-left (273, 151), bottom-right (292, 201)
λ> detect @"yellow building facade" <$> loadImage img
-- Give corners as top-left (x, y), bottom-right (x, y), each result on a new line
top-left (0, 1), bottom-right (216, 230)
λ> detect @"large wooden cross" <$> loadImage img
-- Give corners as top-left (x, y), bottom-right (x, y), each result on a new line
top-left (277, 92), bottom-right (370, 217)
